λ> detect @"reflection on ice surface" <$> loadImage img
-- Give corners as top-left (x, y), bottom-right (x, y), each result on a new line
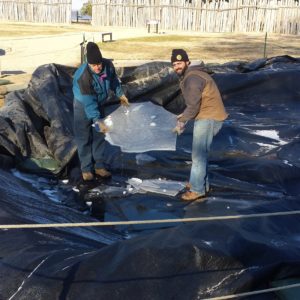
top-left (104, 102), bottom-right (177, 153)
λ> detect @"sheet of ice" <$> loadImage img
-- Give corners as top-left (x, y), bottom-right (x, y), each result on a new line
top-left (104, 102), bottom-right (177, 153)
top-left (128, 177), bottom-right (185, 196)
top-left (253, 129), bottom-right (288, 145)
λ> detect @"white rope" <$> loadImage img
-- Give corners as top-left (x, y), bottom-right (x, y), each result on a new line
top-left (1, 210), bottom-right (300, 229)
top-left (202, 282), bottom-right (300, 300)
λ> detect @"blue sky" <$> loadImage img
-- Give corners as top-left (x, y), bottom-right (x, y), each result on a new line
top-left (72, 0), bottom-right (85, 10)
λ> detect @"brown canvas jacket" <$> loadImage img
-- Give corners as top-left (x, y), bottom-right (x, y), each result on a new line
top-left (179, 65), bottom-right (228, 122)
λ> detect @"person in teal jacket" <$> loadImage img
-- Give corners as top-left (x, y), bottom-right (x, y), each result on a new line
top-left (73, 42), bottom-right (129, 181)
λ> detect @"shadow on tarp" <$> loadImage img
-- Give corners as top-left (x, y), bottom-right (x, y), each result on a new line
top-left (0, 56), bottom-right (300, 299)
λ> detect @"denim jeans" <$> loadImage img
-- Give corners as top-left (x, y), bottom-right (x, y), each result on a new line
top-left (73, 100), bottom-right (106, 173)
top-left (189, 119), bottom-right (223, 195)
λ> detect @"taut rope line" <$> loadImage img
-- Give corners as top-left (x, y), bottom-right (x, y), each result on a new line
top-left (1, 210), bottom-right (300, 229)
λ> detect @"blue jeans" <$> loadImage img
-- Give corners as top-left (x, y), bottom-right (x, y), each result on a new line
top-left (189, 119), bottom-right (223, 195)
top-left (73, 100), bottom-right (106, 173)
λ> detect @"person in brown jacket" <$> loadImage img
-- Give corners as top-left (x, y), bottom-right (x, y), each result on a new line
top-left (171, 49), bottom-right (228, 201)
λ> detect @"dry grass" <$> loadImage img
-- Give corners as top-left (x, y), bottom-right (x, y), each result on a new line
top-left (99, 33), bottom-right (300, 64)
top-left (0, 22), bottom-right (97, 37)
top-left (0, 22), bottom-right (299, 64)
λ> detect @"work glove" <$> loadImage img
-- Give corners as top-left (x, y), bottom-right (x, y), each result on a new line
top-left (93, 119), bottom-right (109, 134)
top-left (176, 113), bottom-right (184, 121)
top-left (119, 95), bottom-right (130, 107)
top-left (172, 120), bottom-right (186, 135)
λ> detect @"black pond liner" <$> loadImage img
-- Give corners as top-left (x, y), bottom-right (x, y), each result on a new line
top-left (0, 56), bottom-right (300, 299)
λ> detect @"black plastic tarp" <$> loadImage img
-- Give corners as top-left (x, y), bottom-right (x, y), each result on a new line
top-left (0, 56), bottom-right (300, 299)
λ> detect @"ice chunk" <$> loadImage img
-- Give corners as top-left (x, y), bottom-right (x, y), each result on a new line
top-left (104, 102), bottom-right (177, 153)
top-left (127, 177), bottom-right (185, 196)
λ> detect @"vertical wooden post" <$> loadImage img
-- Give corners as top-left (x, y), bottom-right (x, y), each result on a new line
top-left (80, 33), bottom-right (86, 64)
top-left (263, 32), bottom-right (268, 58)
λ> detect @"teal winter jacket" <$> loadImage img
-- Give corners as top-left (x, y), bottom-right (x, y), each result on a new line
top-left (73, 58), bottom-right (124, 121)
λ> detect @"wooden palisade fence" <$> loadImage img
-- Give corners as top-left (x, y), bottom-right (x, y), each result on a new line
top-left (92, 0), bottom-right (300, 34)
top-left (0, 0), bottom-right (299, 33)
top-left (0, 0), bottom-right (72, 24)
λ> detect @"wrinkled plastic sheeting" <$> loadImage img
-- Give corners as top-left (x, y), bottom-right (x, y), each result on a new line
top-left (117, 61), bottom-right (178, 99)
top-left (0, 64), bottom-right (77, 174)
top-left (1, 57), bottom-right (300, 299)
top-left (105, 102), bottom-right (177, 152)
top-left (0, 62), bottom-right (179, 174)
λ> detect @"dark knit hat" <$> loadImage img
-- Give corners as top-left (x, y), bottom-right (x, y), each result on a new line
top-left (86, 42), bottom-right (102, 64)
top-left (171, 49), bottom-right (189, 63)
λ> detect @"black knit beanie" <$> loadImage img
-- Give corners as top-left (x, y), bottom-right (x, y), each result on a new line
top-left (171, 49), bottom-right (189, 63)
top-left (86, 42), bottom-right (102, 64)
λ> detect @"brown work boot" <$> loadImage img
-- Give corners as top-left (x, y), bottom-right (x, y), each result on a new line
top-left (181, 191), bottom-right (206, 201)
top-left (179, 182), bottom-right (192, 194)
top-left (95, 168), bottom-right (111, 178)
top-left (185, 182), bottom-right (192, 190)
top-left (82, 171), bottom-right (94, 181)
